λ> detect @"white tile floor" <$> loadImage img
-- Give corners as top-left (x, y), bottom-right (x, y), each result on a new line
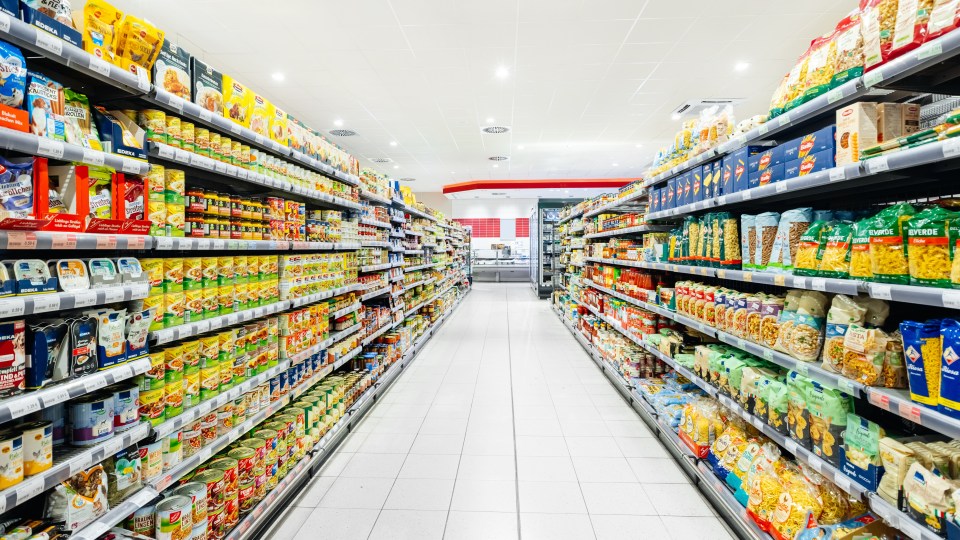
top-left (263, 284), bottom-right (736, 539)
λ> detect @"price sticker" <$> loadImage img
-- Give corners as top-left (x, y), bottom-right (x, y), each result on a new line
top-left (751, 416), bottom-right (765, 430)
top-left (793, 277), bottom-right (807, 289)
top-left (212, 239), bottom-right (226, 250)
top-left (741, 189), bottom-right (752, 201)
top-left (7, 397), bottom-right (40, 420)
top-left (199, 447), bottom-right (212, 462)
top-left (96, 234), bottom-right (117, 249)
top-left (869, 283), bottom-right (892, 301)
top-left (0, 297), bottom-right (25, 319)
top-left (84, 376), bottom-right (107, 393)
top-left (215, 162), bottom-right (228, 174)
top-left (136, 68), bottom-right (150, 92)
top-left (122, 159), bottom-right (143, 174)
top-left (838, 379), bottom-right (858, 395)
top-left (944, 138), bottom-right (960, 159)
top-left (811, 278), bottom-right (827, 292)
top-left (4, 231), bottom-right (36, 250)
top-left (783, 439), bottom-right (798, 454)
top-left (795, 363), bottom-right (810, 376)
top-left (126, 236), bottom-right (146, 250)
top-left (230, 123), bottom-right (242, 135)
top-left (758, 124), bottom-right (769, 136)
top-left (829, 167), bottom-right (846, 182)
top-left (255, 134), bottom-right (265, 145)
top-left (776, 181), bottom-right (789, 193)
top-left (37, 137), bottom-right (65, 159)
top-left (237, 169), bottom-right (249, 180)
top-left (0, 12), bottom-right (11, 32)
top-left (864, 70), bottom-right (884, 87)
top-left (78, 147), bottom-right (108, 167)
top-left (175, 149), bottom-right (190, 162)
top-left (103, 436), bottom-right (124, 456)
top-left (16, 477), bottom-right (44, 503)
top-left (763, 349), bottom-right (774, 361)
top-left (833, 472), bottom-right (853, 494)
top-left (867, 156), bottom-right (889, 174)
top-left (157, 237), bottom-right (174, 250)
top-left (196, 320), bottom-right (210, 334)
top-left (35, 31), bottom-right (63, 54)
top-left (104, 288), bottom-right (124, 303)
top-left (154, 144), bottom-right (175, 160)
top-left (69, 455), bottom-right (91, 476)
top-left (166, 94), bottom-right (184, 113)
top-left (898, 402), bottom-right (922, 424)
top-left (131, 283), bottom-right (150, 298)
top-left (49, 233), bottom-right (77, 249)
top-left (918, 41), bottom-right (943, 60)
top-left (85, 55), bottom-right (113, 78)
top-left (41, 387), bottom-right (70, 408)
top-left (199, 108), bottom-right (213, 122)
top-left (826, 87), bottom-right (844, 104)
top-left (778, 112), bottom-right (792, 127)
top-left (943, 291), bottom-right (960, 309)
top-left (743, 272), bottom-right (753, 283)
top-left (868, 391), bottom-right (891, 410)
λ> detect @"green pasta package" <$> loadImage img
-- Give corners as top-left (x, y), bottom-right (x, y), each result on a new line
top-left (818, 220), bottom-right (854, 279)
top-left (899, 320), bottom-right (942, 408)
top-left (793, 220), bottom-right (832, 277)
top-left (849, 215), bottom-right (878, 279)
top-left (907, 206), bottom-right (958, 288)
top-left (869, 203), bottom-right (916, 284)
top-left (806, 383), bottom-right (852, 466)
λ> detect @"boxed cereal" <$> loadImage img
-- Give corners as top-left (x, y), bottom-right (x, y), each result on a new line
top-left (836, 102), bottom-right (877, 166)
top-left (192, 58), bottom-right (223, 116)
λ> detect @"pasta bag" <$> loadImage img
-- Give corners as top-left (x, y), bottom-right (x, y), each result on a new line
top-left (787, 372), bottom-right (813, 449)
top-left (800, 465), bottom-right (850, 525)
top-left (907, 206), bottom-right (958, 287)
top-left (833, 11), bottom-right (866, 86)
top-left (882, 330), bottom-right (908, 388)
top-left (900, 319), bottom-right (943, 407)
top-left (774, 290), bottom-right (804, 354)
top-left (890, 0), bottom-right (935, 60)
top-left (755, 212), bottom-right (781, 270)
top-left (841, 325), bottom-right (890, 385)
top-left (818, 221), bottom-right (854, 278)
top-left (807, 383), bottom-right (852, 466)
top-left (771, 464), bottom-right (823, 540)
top-left (927, 0), bottom-right (960, 40)
top-left (760, 296), bottom-right (786, 349)
top-left (862, 0), bottom-right (901, 70)
top-left (903, 462), bottom-right (958, 537)
top-left (746, 444), bottom-right (784, 531)
top-left (767, 379), bottom-right (790, 435)
top-left (794, 220), bottom-right (833, 277)
top-left (768, 208), bottom-right (813, 274)
top-left (938, 319), bottom-right (960, 419)
top-left (718, 212), bottom-right (742, 269)
top-left (788, 291), bottom-right (829, 362)
top-left (849, 215), bottom-right (878, 279)
top-left (869, 203), bottom-right (916, 284)
top-left (802, 32), bottom-right (839, 100)
top-left (878, 437), bottom-right (915, 504)
top-left (742, 215), bottom-right (756, 269)
top-left (821, 295), bottom-right (867, 374)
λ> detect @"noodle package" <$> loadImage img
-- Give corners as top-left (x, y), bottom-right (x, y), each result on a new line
top-left (869, 203), bottom-right (916, 284)
top-left (907, 206), bottom-right (958, 287)
top-left (938, 319), bottom-right (960, 418)
top-left (822, 295), bottom-right (868, 374)
top-left (900, 319), bottom-right (943, 407)
top-left (819, 220), bottom-right (854, 278)
top-left (788, 291), bottom-right (829, 362)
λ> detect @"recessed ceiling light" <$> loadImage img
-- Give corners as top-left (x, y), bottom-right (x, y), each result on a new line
top-left (612, 163), bottom-right (619, 167)
top-left (393, 165), bottom-right (399, 169)
top-left (495, 66), bottom-right (509, 79)
top-left (735, 61), bottom-right (750, 72)
top-left (485, 117), bottom-right (494, 124)
top-left (333, 119), bottom-right (343, 127)
top-left (271, 72), bottom-right (285, 82)
top-left (635, 144), bottom-right (643, 148)
top-left (518, 145), bottom-right (525, 150)
top-left (389, 141), bottom-right (397, 147)
top-left (370, 158), bottom-right (392, 163)
top-left (493, 164), bottom-right (499, 168)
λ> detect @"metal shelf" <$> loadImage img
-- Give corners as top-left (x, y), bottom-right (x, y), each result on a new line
top-left (0, 231), bottom-right (151, 250)
top-left (360, 286), bottom-right (391, 301)
top-left (583, 224), bottom-right (670, 239)
top-left (0, 126), bottom-right (150, 175)
top-left (287, 284), bottom-right (361, 308)
top-left (583, 189), bottom-right (649, 218)
top-left (359, 190), bottom-right (392, 205)
top-left (359, 218), bottom-right (392, 229)
top-left (150, 300), bottom-right (289, 345)
top-left (331, 302), bottom-right (361, 319)
top-left (0, 283), bottom-right (150, 320)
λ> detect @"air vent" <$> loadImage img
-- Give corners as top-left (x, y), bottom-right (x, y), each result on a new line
top-left (670, 98), bottom-right (744, 118)
top-left (399, 177), bottom-right (416, 182)
top-left (330, 129), bottom-right (357, 137)
top-left (488, 156), bottom-right (509, 161)
top-left (482, 126), bottom-right (511, 134)
top-left (370, 158), bottom-right (392, 163)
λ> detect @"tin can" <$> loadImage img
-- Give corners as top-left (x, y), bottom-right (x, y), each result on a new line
top-left (227, 447), bottom-right (255, 485)
top-left (165, 380), bottom-right (184, 418)
top-left (139, 387), bottom-right (165, 426)
top-left (155, 495), bottom-right (191, 540)
top-left (182, 421), bottom-right (201, 459)
top-left (201, 419), bottom-right (218, 446)
top-left (17, 421), bottom-right (50, 476)
top-left (162, 431), bottom-right (183, 471)
top-left (194, 468), bottom-right (226, 511)
top-left (217, 410), bottom-right (233, 435)
top-left (253, 471), bottom-right (267, 501)
top-left (125, 503), bottom-right (156, 536)
top-left (223, 494), bottom-right (239, 529)
top-left (164, 116), bottom-right (182, 148)
top-left (208, 456), bottom-right (239, 495)
top-left (39, 403), bottom-right (64, 445)
top-left (207, 506), bottom-right (225, 540)
top-left (188, 522), bottom-right (207, 540)
top-left (238, 437), bottom-right (265, 464)
top-left (233, 396), bottom-right (247, 425)
top-left (238, 480), bottom-right (255, 515)
top-left (173, 481), bottom-right (209, 526)
top-left (111, 384), bottom-right (140, 432)
top-left (69, 393), bottom-right (114, 446)
top-left (139, 440), bottom-right (163, 482)
top-left (0, 431), bottom-right (22, 489)
top-left (252, 429), bottom-right (277, 462)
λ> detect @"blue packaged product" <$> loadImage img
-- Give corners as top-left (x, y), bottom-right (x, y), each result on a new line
top-left (650, 188), bottom-right (660, 213)
top-left (0, 40), bottom-right (26, 109)
top-left (26, 71), bottom-right (64, 140)
top-left (782, 125), bottom-right (836, 162)
top-left (703, 161), bottom-right (719, 199)
top-left (939, 319), bottom-right (960, 419)
top-left (900, 320), bottom-right (942, 408)
top-left (0, 157), bottom-right (35, 220)
top-left (691, 168), bottom-right (702, 204)
top-left (666, 179), bottom-right (676, 209)
top-left (659, 187), bottom-right (667, 210)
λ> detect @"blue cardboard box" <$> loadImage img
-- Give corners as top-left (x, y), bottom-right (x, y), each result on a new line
top-left (724, 146), bottom-right (767, 194)
top-left (757, 163), bottom-right (785, 187)
top-left (782, 125), bottom-right (836, 162)
top-left (748, 146), bottom-right (784, 178)
top-left (784, 148), bottom-right (836, 179)
top-left (678, 172), bottom-right (690, 207)
top-left (690, 168), bottom-right (702, 204)
top-left (650, 188), bottom-right (660, 213)
top-left (665, 179), bottom-right (676, 209)
top-left (660, 187), bottom-right (667, 210)
top-left (20, 2), bottom-right (82, 48)
top-left (703, 161), bottom-right (720, 199)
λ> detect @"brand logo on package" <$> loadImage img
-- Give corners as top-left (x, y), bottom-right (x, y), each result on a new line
top-left (759, 154), bottom-right (772, 170)
top-left (735, 163), bottom-right (745, 179)
top-left (800, 136), bottom-right (815, 157)
top-left (233, 82), bottom-right (243, 93)
top-left (800, 155), bottom-right (817, 175)
top-left (946, 347), bottom-right (959, 365)
top-left (906, 345), bottom-right (921, 362)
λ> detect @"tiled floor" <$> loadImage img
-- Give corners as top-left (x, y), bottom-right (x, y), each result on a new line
top-left (263, 283), bottom-right (735, 539)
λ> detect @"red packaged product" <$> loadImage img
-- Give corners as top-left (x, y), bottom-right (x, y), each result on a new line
top-left (926, 0), bottom-right (960, 40)
top-left (889, 0), bottom-right (935, 59)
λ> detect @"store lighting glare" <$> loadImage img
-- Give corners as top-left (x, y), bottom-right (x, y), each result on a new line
top-left (389, 141), bottom-right (397, 146)
top-left (636, 143), bottom-right (643, 148)
top-left (493, 164), bottom-right (499, 168)
top-left (393, 165), bottom-right (399, 169)
top-left (495, 66), bottom-right (509, 79)
top-left (612, 163), bottom-right (619, 167)
top-left (333, 119), bottom-right (343, 127)
top-left (735, 61), bottom-right (750, 72)
top-left (671, 113), bottom-right (682, 121)
top-left (486, 117), bottom-right (494, 124)
top-left (271, 72), bottom-right (285, 82)
top-left (518, 145), bottom-right (525, 150)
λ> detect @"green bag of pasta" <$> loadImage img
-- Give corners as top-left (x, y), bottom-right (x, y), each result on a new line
top-left (767, 379), bottom-right (789, 436)
top-left (806, 383), bottom-right (852, 466)
top-left (716, 212), bottom-right (742, 269)
top-left (794, 220), bottom-right (832, 277)
top-left (698, 214), bottom-right (711, 266)
top-left (949, 219), bottom-right (960, 289)
top-left (869, 203), bottom-right (916, 284)
top-left (907, 206), bottom-right (959, 288)
top-left (849, 215), bottom-right (878, 279)
top-left (818, 220), bottom-right (854, 279)
top-left (787, 372), bottom-right (813, 449)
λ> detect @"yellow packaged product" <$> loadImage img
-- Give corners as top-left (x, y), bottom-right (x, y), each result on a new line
top-left (869, 203), bottom-right (916, 284)
top-left (76, 0), bottom-right (123, 62)
top-left (906, 206), bottom-right (957, 288)
top-left (849, 216), bottom-right (876, 279)
top-left (250, 94), bottom-right (270, 137)
top-left (802, 31), bottom-right (839, 99)
top-left (270, 104), bottom-right (288, 145)
top-left (223, 75), bottom-right (252, 127)
top-left (863, 0), bottom-right (901, 69)
top-left (771, 464), bottom-right (823, 540)
top-left (745, 443), bottom-right (784, 530)
top-left (114, 15), bottom-right (164, 72)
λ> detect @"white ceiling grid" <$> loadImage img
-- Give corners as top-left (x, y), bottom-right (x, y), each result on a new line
top-left (112, 0), bottom-right (854, 191)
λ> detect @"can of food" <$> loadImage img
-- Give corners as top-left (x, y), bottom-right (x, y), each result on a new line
top-left (155, 495), bottom-right (191, 540)
top-left (207, 505), bottom-right (225, 540)
top-left (163, 345), bottom-right (184, 379)
top-left (227, 447), bottom-right (255, 485)
top-left (69, 393), bottom-right (114, 446)
top-left (217, 409), bottom-right (233, 435)
top-left (173, 481), bottom-right (209, 526)
top-left (200, 365), bottom-right (220, 402)
top-left (111, 384), bottom-right (140, 432)
top-left (182, 339), bottom-right (201, 371)
top-left (252, 429), bottom-right (277, 462)
top-left (0, 430), bottom-right (22, 489)
top-left (164, 116), bottom-right (182, 148)
top-left (188, 521), bottom-right (207, 540)
top-left (139, 440), bottom-right (163, 482)
top-left (125, 503), bottom-right (157, 536)
top-left (165, 383), bottom-right (184, 421)
top-left (232, 396), bottom-right (248, 424)
top-left (165, 169), bottom-right (186, 197)
top-left (238, 480), bottom-right (255, 515)
top-left (139, 110), bottom-right (167, 143)
top-left (222, 494), bottom-right (238, 529)
top-left (163, 431), bottom-right (183, 471)
top-left (208, 456), bottom-right (239, 494)
top-left (238, 437), bottom-right (266, 464)
top-left (201, 420), bottom-right (217, 446)
top-left (139, 387), bottom-right (165, 426)
top-left (193, 468), bottom-right (226, 512)
top-left (253, 471), bottom-right (267, 501)
top-left (16, 421), bottom-right (51, 476)
top-left (196, 128), bottom-right (210, 156)
top-left (181, 122), bottom-right (195, 153)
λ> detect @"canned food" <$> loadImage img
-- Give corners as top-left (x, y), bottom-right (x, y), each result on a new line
top-left (182, 420), bottom-right (201, 459)
top-left (155, 495), bottom-right (192, 540)
top-left (227, 447), bottom-right (255, 485)
top-left (223, 495), bottom-right (239, 529)
top-left (0, 431), bottom-right (24, 490)
top-left (69, 393), bottom-right (114, 446)
top-left (189, 522), bottom-right (207, 540)
top-left (125, 504), bottom-right (156, 536)
top-left (140, 388), bottom-right (166, 426)
top-left (111, 384), bottom-right (140, 432)
top-left (172, 481), bottom-right (209, 526)
top-left (207, 457), bottom-right (239, 493)
top-left (201, 420), bottom-right (218, 446)
top-left (162, 431), bottom-right (183, 471)
top-left (238, 480), bottom-right (255, 514)
top-left (207, 506), bottom-right (225, 540)
top-left (193, 468), bottom-right (226, 511)
top-left (139, 440), bottom-right (163, 482)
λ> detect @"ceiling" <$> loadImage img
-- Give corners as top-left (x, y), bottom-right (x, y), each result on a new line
top-left (113, 0), bottom-right (855, 192)
top-left (446, 187), bottom-right (612, 200)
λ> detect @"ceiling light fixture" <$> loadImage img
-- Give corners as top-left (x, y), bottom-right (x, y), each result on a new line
top-left (671, 113), bottom-right (682, 121)
top-left (333, 119), bottom-right (343, 127)
top-left (612, 163), bottom-right (619, 167)
top-left (493, 164), bottom-right (499, 168)
top-left (495, 66), bottom-right (509, 79)
top-left (389, 141), bottom-right (397, 147)
top-left (635, 144), bottom-right (643, 148)
top-left (393, 165), bottom-right (399, 169)
top-left (735, 61), bottom-right (750, 72)
top-left (518, 145), bottom-right (525, 150)
top-left (485, 117), bottom-right (494, 124)
top-left (399, 178), bottom-right (416, 182)
top-left (329, 129), bottom-right (357, 137)
top-left (488, 156), bottom-right (509, 161)
top-left (271, 72), bottom-right (285, 82)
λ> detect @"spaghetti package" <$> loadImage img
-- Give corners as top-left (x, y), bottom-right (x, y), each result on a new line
top-left (900, 319), bottom-right (943, 407)
top-left (907, 206), bottom-right (958, 287)
top-left (869, 203), bottom-right (916, 284)
top-left (742, 215), bottom-right (757, 269)
top-left (938, 319), bottom-right (960, 418)
top-left (927, 0), bottom-right (960, 40)
top-left (862, 0), bottom-right (901, 70)
top-left (755, 212), bottom-right (781, 270)
top-left (822, 295), bottom-right (868, 374)
top-left (890, 0), bottom-right (936, 59)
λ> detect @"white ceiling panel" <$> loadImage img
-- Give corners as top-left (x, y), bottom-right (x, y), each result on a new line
top-left (110, 0), bottom-right (856, 192)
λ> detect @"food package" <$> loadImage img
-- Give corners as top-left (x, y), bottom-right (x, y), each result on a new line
top-left (153, 38), bottom-right (191, 99)
top-left (114, 15), bottom-right (164, 73)
top-left (76, 0), bottom-right (123, 62)
top-left (26, 0), bottom-right (74, 26)
top-left (760, 296), bottom-right (786, 349)
top-left (26, 72), bottom-right (64, 140)
top-left (771, 464), bottom-right (823, 540)
top-left (788, 291), bottom-right (829, 362)
top-left (878, 437), bottom-right (915, 503)
top-left (844, 414), bottom-right (885, 472)
top-left (869, 203), bottom-right (916, 284)
top-left (787, 372), bottom-right (813, 448)
top-left (802, 31), bottom-right (838, 100)
top-left (890, 0), bottom-right (936, 59)
top-left (222, 75), bottom-right (252, 127)
top-left (927, 0), bottom-right (960, 39)
top-left (849, 215), bottom-right (877, 279)
top-left (938, 319), bottom-right (960, 418)
top-left (822, 295), bottom-right (868, 373)
top-left (770, 208), bottom-right (814, 274)
top-left (63, 89), bottom-right (102, 150)
top-left (767, 379), bottom-right (789, 435)
top-left (900, 319), bottom-right (942, 407)
top-left (746, 446), bottom-right (784, 531)
top-left (250, 93), bottom-right (270, 136)
top-left (862, 0), bottom-right (901, 70)
top-left (818, 221), bottom-right (855, 278)
top-left (741, 215), bottom-right (756, 269)
top-left (907, 206), bottom-right (958, 287)
top-left (0, 40), bottom-right (26, 110)
top-left (903, 462), bottom-right (957, 537)
top-left (754, 212), bottom-right (780, 270)
top-left (842, 325), bottom-right (891, 385)
top-left (833, 11), bottom-right (866, 86)
top-left (104, 446), bottom-right (141, 507)
top-left (0, 157), bottom-right (35, 220)
top-left (775, 290), bottom-right (804, 354)
top-left (836, 102), bottom-right (878, 166)
top-left (87, 166), bottom-right (113, 220)
top-left (45, 464), bottom-right (110, 531)
top-left (808, 384), bottom-right (851, 466)
top-left (192, 57), bottom-right (223, 115)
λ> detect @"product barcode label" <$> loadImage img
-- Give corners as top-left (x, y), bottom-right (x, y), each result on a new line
top-left (156, 237), bottom-right (174, 250)
top-left (7, 397), bottom-right (40, 420)
top-left (78, 149), bottom-right (107, 168)
top-left (867, 157), bottom-right (889, 173)
top-left (864, 70), bottom-right (884, 87)
top-left (826, 88), bottom-right (844, 104)
top-left (898, 402), bottom-right (922, 423)
top-left (775, 181), bottom-right (789, 193)
top-left (96, 235), bottom-right (117, 249)
top-left (42, 388), bottom-right (70, 408)
top-left (869, 284), bottom-right (892, 300)
top-left (918, 41), bottom-right (943, 60)
top-left (104, 288), bottom-right (124, 303)
top-left (84, 376), bottom-right (107, 392)
top-left (37, 137), bottom-right (64, 159)
top-left (0, 298), bottom-right (25, 319)
top-left (811, 278), bottom-right (826, 291)
top-left (122, 160), bottom-right (142, 174)
top-left (35, 31), bottom-right (62, 54)
top-left (5, 231), bottom-right (36, 249)
top-left (16, 477), bottom-right (44, 503)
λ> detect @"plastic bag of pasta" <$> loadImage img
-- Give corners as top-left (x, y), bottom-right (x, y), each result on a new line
top-left (833, 10), bottom-right (866, 86)
top-left (938, 319), bottom-right (960, 419)
top-left (883, 330), bottom-right (908, 388)
top-left (869, 203), bottom-right (916, 284)
top-left (794, 220), bottom-right (833, 276)
top-left (767, 379), bottom-right (790, 436)
top-left (787, 372), bottom-right (813, 449)
top-left (907, 206), bottom-right (958, 287)
top-left (760, 295), bottom-right (786, 349)
top-left (755, 212), bottom-right (781, 270)
top-left (808, 383), bottom-right (853, 466)
top-left (821, 295), bottom-right (868, 373)
top-left (775, 290), bottom-right (804, 354)
top-left (842, 325), bottom-right (892, 386)
top-left (742, 215), bottom-right (756, 269)
top-left (948, 218), bottom-right (960, 288)
top-left (709, 422), bottom-right (748, 481)
top-left (900, 319), bottom-right (943, 407)
top-left (727, 438), bottom-right (763, 493)
top-left (849, 215), bottom-right (877, 279)
top-left (746, 294), bottom-right (764, 344)
top-left (746, 444), bottom-right (784, 531)
top-left (788, 291), bottom-right (829, 362)
top-left (771, 463), bottom-right (823, 540)
top-left (890, 0), bottom-right (935, 60)
top-left (818, 220), bottom-right (854, 278)
top-left (717, 212), bottom-right (742, 269)
top-left (802, 32), bottom-right (838, 102)
top-left (862, 0), bottom-right (900, 70)
top-left (927, 0), bottom-right (960, 40)
top-left (769, 208), bottom-right (813, 273)
top-left (903, 461), bottom-right (957, 537)
top-left (800, 465), bottom-right (850, 525)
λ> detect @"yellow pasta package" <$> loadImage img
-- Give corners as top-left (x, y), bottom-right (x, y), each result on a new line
top-left (771, 464), bottom-right (823, 540)
top-left (270, 104), bottom-right (288, 146)
top-left (849, 216), bottom-right (876, 279)
top-left (907, 206), bottom-right (958, 288)
top-left (869, 203), bottom-right (916, 284)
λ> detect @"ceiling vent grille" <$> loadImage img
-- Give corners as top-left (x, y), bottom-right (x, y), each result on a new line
top-left (488, 156), bottom-right (509, 161)
top-left (330, 129), bottom-right (357, 137)
top-left (482, 126), bottom-right (511, 134)
top-left (399, 178), bottom-right (416, 182)
top-left (670, 98), bottom-right (744, 118)
top-left (370, 158), bottom-right (392, 163)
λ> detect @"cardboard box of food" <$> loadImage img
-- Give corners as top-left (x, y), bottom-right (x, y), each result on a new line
top-left (690, 168), bottom-right (702, 204)
top-left (783, 125), bottom-right (836, 162)
top-left (785, 148), bottom-right (836, 178)
top-left (153, 40), bottom-right (192, 101)
top-left (191, 58), bottom-right (223, 117)
top-left (222, 75), bottom-right (252, 128)
top-left (836, 102), bottom-right (877, 166)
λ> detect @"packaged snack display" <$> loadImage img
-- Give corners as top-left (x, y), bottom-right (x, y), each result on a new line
top-left (890, 0), bottom-right (935, 58)
top-left (0, 40), bottom-right (27, 110)
top-left (863, 0), bottom-right (900, 69)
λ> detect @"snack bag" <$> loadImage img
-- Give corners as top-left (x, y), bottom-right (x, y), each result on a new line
top-left (822, 295), bottom-right (868, 373)
top-left (900, 319), bottom-right (943, 407)
top-left (927, 0), bottom-right (960, 40)
top-left (45, 464), bottom-right (110, 530)
top-left (0, 157), bottom-right (35, 220)
top-left (88, 166), bottom-right (113, 220)
top-left (63, 89), bottom-right (102, 151)
top-left (114, 15), bottom-right (164, 72)
top-left (27, 72), bottom-right (65, 140)
top-left (77, 0), bottom-right (123, 62)
top-left (0, 41), bottom-right (26, 109)
top-left (907, 206), bottom-right (958, 287)
top-left (818, 221), bottom-right (854, 278)
top-left (869, 203), bottom-right (916, 284)
top-left (862, 0), bottom-right (901, 70)
top-left (890, 0), bottom-right (936, 59)
top-left (938, 319), bottom-right (960, 419)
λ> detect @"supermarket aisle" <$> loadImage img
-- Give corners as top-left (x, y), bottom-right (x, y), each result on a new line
top-left (264, 284), bottom-right (733, 540)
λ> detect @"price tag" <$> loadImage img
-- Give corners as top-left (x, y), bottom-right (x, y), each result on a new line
top-left (84, 376), bottom-right (107, 393)
top-left (826, 87), bottom-right (844, 104)
top-left (15, 477), bottom-right (44, 503)
top-left (230, 123), bottom-right (242, 136)
top-left (795, 363), bottom-right (810, 376)
top-left (899, 519), bottom-right (922, 540)
top-left (868, 283), bottom-right (892, 301)
top-left (132, 283), bottom-right (150, 298)
top-left (104, 288), bottom-right (124, 303)
top-left (48, 233), bottom-right (77, 250)
top-left (166, 94), bottom-right (184, 113)
top-left (758, 124), bottom-right (769, 136)
top-left (944, 138), bottom-right (960, 159)
top-left (775, 181), bottom-right (789, 193)
top-left (943, 291), bottom-right (960, 309)
top-left (898, 402), bottom-right (922, 424)
top-left (96, 234), bottom-right (117, 249)
top-left (103, 435), bottom-right (124, 456)
top-left (199, 447), bottom-right (212, 462)
top-left (762, 349), bottom-right (774, 361)
top-left (811, 278), bottom-right (826, 292)
top-left (866, 156), bottom-right (889, 174)
top-left (125, 236), bottom-right (146, 250)
top-left (41, 387), bottom-right (70, 408)
top-left (918, 41), bottom-right (943, 60)
top-left (838, 378), bottom-right (858, 395)
top-left (153, 144), bottom-right (175, 160)
top-left (778, 112), bottom-right (792, 127)
top-left (215, 162), bottom-right (228, 174)
top-left (864, 70), bottom-right (884, 87)
top-left (199, 108), bottom-right (213, 122)
top-left (136, 67), bottom-right (150, 92)
top-left (3, 231), bottom-right (36, 250)
top-left (7, 397), bottom-right (40, 420)
top-left (792, 277), bottom-right (807, 289)
top-left (196, 239), bottom-right (211, 250)
top-left (69, 455), bottom-right (91, 476)
top-left (238, 169), bottom-right (248, 180)
top-left (751, 416), bottom-right (765, 430)
top-left (35, 31), bottom-right (63, 55)
top-left (742, 272), bottom-right (752, 283)
top-left (741, 189), bottom-right (752, 201)
top-left (175, 149), bottom-right (190, 162)
top-left (77, 147), bottom-right (109, 169)
top-left (0, 12), bottom-right (10, 32)
top-left (122, 159), bottom-right (143, 174)
top-left (212, 239), bottom-right (226, 250)
top-left (196, 320), bottom-right (210, 334)
top-left (0, 296), bottom-right (24, 319)
top-left (783, 438), bottom-right (798, 454)
top-left (255, 135), bottom-right (265, 146)
top-left (209, 317), bottom-right (223, 331)
top-left (37, 137), bottom-right (65, 159)
top-left (868, 391), bottom-right (891, 410)
top-left (157, 236), bottom-right (174, 250)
